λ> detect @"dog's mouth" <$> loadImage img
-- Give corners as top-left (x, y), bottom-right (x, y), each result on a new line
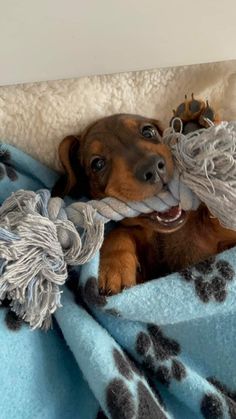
top-left (141, 205), bottom-right (187, 231)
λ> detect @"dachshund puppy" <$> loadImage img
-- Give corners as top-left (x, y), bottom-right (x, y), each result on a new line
top-left (53, 103), bottom-right (236, 295)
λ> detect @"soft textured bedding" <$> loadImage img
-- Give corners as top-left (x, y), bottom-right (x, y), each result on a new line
top-left (1, 60), bottom-right (236, 419)
top-left (1, 60), bottom-right (236, 171)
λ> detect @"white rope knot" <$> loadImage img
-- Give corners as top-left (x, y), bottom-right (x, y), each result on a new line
top-left (0, 190), bottom-right (104, 329)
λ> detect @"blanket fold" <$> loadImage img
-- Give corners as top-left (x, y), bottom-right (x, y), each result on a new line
top-left (0, 142), bottom-right (236, 419)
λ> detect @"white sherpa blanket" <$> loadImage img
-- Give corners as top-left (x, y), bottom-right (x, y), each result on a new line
top-left (0, 60), bottom-right (236, 170)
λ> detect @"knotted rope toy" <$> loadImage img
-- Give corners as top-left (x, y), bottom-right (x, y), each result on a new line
top-left (1, 120), bottom-right (236, 329)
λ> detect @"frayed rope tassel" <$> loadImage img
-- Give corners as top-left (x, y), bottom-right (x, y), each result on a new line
top-left (164, 120), bottom-right (236, 230)
top-left (0, 190), bottom-right (104, 329)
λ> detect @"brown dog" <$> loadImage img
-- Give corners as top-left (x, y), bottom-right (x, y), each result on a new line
top-left (53, 102), bottom-right (236, 295)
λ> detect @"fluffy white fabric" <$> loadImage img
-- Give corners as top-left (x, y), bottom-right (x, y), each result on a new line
top-left (0, 60), bottom-right (235, 171)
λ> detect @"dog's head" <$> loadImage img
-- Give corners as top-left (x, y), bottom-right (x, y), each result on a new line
top-left (53, 113), bottom-right (186, 232)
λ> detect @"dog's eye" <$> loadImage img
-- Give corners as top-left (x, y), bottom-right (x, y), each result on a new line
top-left (90, 157), bottom-right (106, 172)
top-left (141, 125), bottom-right (157, 139)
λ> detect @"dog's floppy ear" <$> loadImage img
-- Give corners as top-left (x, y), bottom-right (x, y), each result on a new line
top-left (52, 135), bottom-right (89, 198)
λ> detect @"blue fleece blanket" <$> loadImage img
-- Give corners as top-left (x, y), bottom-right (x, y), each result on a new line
top-left (0, 142), bottom-right (236, 419)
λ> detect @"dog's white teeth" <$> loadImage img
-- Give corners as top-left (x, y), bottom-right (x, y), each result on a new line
top-left (156, 215), bottom-right (165, 223)
top-left (170, 209), bottom-right (182, 221)
top-left (156, 208), bottom-right (182, 224)
top-left (156, 216), bottom-right (177, 223)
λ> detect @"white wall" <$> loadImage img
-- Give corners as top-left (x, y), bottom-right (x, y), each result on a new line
top-left (0, 0), bottom-right (236, 85)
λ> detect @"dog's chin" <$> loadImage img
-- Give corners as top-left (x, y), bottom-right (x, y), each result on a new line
top-left (139, 205), bottom-right (188, 233)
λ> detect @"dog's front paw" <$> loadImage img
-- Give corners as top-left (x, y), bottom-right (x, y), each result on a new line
top-left (99, 251), bottom-right (138, 295)
top-left (170, 94), bottom-right (219, 134)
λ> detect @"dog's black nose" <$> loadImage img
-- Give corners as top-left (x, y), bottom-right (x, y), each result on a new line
top-left (135, 155), bottom-right (166, 184)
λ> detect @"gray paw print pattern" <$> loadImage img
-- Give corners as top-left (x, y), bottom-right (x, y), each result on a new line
top-left (201, 377), bottom-right (236, 418)
top-left (181, 257), bottom-right (234, 303)
top-left (69, 273), bottom-right (122, 317)
top-left (0, 298), bottom-right (23, 331)
top-left (0, 149), bottom-right (18, 181)
top-left (105, 347), bottom-right (168, 419)
top-left (136, 324), bottom-right (186, 387)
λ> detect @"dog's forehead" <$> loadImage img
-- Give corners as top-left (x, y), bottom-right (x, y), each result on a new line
top-left (85, 114), bottom-right (151, 137)
top-left (81, 114), bottom-right (158, 158)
